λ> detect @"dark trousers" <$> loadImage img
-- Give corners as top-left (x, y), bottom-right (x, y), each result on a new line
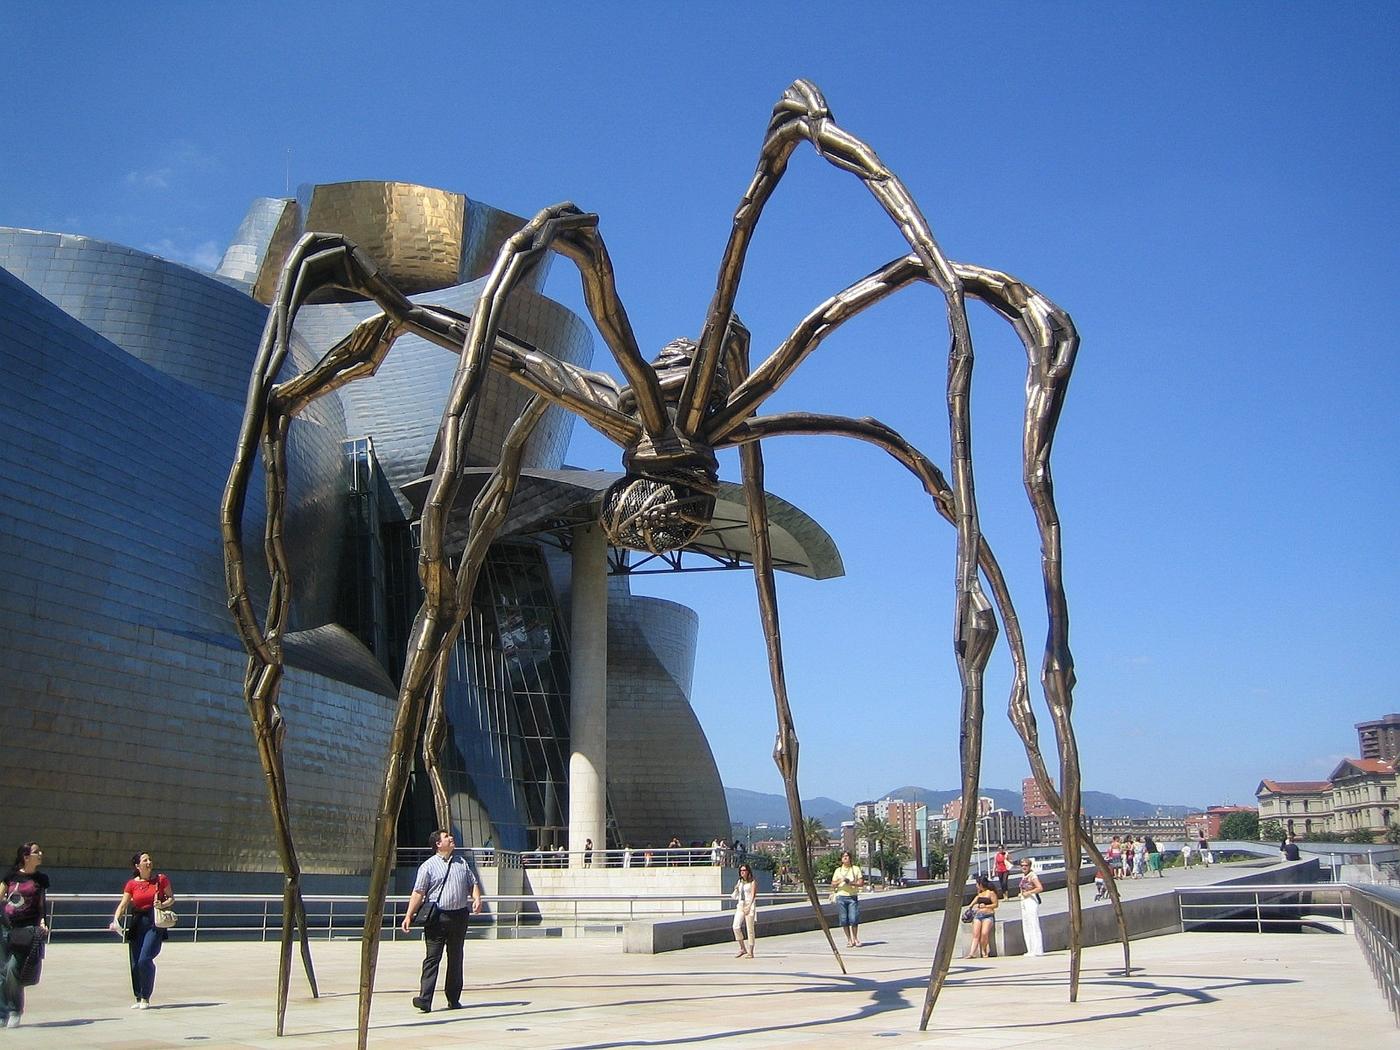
top-left (1, 937), bottom-right (28, 1017)
top-left (127, 910), bottom-right (164, 1000)
top-left (418, 909), bottom-right (468, 1006)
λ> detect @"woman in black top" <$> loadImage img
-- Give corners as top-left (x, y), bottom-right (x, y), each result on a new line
top-left (1, 842), bottom-right (49, 1029)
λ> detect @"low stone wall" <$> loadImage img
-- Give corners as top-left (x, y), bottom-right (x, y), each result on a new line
top-left (625, 859), bottom-right (1325, 955)
top-left (525, 866), bottom-right (735, 922)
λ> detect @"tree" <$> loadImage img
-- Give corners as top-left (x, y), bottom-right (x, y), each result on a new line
top-left (1385, 824), bottom-right (1400, 845)
top-left (814, 849), bottom-right (844, 884)
top-left (926, 844), bottom-right (948, 880)
top-left (800, 816), bottom-right (831, 851)
top-left (1218, 812), bottom-right (1259, 841)
top-left (872, 841), bottom-right (912, 881)
top-left (854, 816), bottom-right (902, 860)
top-left (1342, 828), bottom-right (1377, 845)
top-left (1259, 820), bottom-right (1284, 842)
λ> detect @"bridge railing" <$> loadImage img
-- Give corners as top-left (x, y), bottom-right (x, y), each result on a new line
top-left (1176, 883), bottom-right (1351, 933)
top-left (1348, 884), bottom-right (1400, 1027)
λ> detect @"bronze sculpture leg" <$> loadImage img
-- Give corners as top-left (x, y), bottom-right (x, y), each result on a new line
top-left (222, 234), bottom-right (420, 1034)
top-left (736, 437), bottom-right (847, 975)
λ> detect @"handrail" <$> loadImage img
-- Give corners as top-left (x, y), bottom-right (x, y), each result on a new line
top-left (1348, 883), bottom-right (1400, 1027)
top-left (38, 890), bottom-right (777, 942)
top-left (1176, 883), bottom-right (1352, 934)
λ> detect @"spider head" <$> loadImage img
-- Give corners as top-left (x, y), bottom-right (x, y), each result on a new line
top-left (599, 471), bottom-right (717, 555)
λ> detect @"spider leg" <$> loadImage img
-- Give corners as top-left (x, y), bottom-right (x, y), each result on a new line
top-left (680, 80), bottom-right (971, 443)
top-left (420, 396), bottom-right (549, 831)
top-left (951, 263), bottom-right (1128, 990)
top-left (222, 236), bottom-right (424, 1033)
top-left (353, 212), bottom-right (588, 1047)
top-left (721, 414), bottom-right (1004, 1017)
top-left (720, 333), bottom-right (847, 975)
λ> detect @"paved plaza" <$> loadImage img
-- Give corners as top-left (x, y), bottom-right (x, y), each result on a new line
top-left (5, 886), bottom-right (1394, 1049)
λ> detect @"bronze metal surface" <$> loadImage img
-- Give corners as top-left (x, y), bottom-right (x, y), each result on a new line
top-left (222, 80), bottom-right (1105, 1046)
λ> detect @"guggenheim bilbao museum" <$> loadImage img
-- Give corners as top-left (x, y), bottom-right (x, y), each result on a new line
top-left (0, 181), bottom-right (842, 881)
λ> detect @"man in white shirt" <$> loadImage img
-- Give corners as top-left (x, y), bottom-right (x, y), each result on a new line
top-left (401, 830), bottom-right (483, 1012)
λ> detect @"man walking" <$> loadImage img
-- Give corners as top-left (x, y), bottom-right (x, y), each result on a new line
top-left (401, 830), bottom-right (483, 1012)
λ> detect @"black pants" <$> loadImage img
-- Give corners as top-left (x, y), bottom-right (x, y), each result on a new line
top-left (419, 909), bottom-right (468, 1006)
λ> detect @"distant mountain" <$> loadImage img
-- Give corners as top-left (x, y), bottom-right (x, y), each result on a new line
top-left (880, 785), bottom-right (1197, 819)
top-left (726, 783), bottom-right (1200, 828)
top-left (725, 787), bottom-right (850, 829)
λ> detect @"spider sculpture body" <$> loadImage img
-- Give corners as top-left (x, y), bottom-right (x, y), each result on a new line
top-left (222, 80), bottom-right (1128, 1049)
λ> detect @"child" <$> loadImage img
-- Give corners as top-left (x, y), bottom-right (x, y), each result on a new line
top-left (1094, 871), bottom-right (1108, 901)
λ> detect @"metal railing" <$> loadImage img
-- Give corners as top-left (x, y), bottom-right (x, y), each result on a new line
top-left (40, 890), bottom-right (776, 942)
top-left (1177, 884), bottom-right (1351, 933)
top-left (394, 847), bottom-right (518, 869)
top-left (1349, 884), bottom-right (1400, 1026)
top-left (519, 847), bottom-right (741, 868)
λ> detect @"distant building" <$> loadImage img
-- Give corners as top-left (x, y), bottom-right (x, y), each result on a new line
top-left (1327, 758), bottom-right (1397, 841)
top-left (1256, 780), bottom-right (1333, 839)
top-left (1356, 714), bottom-right (1400, 766)
top-left (1022, 777), bottom-right (1054, 817)
top-left (1086, 814), bottom-right (1189, 842)
top-left (942, 796), bottom-right (994, 823)
top-left (1185, 805), bottom-right (1258, 840)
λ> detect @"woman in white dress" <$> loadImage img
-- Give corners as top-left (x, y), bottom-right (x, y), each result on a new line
top-left (1017, 859), bottom-right (1045, 957)
top-left (731, 863), bottom-right (758, 958)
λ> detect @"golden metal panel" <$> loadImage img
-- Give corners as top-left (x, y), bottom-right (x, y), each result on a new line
top-left (304, 182), bottom-right (467, 295)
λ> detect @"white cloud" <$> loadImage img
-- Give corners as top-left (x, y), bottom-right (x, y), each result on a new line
top-left (123, 142), bottom-right (217, 193)
top-left (145, 237), bottom-right (223, 272)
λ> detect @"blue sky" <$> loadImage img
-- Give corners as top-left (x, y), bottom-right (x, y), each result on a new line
top-left (5, 4), bottom-right (1397, 811)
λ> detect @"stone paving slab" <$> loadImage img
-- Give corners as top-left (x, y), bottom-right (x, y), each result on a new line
top-left (4, 910), bottom-right (1394, 1048)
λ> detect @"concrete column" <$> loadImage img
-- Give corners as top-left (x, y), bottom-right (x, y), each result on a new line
top-left (568, 523), bottom-right (608, 869)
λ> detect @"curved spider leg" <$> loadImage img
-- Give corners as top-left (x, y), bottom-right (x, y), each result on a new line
top-left (356, 202), bottom-right (661, 1047)
top-left (683, 86), bottom-right (995, 1015)
top-left (725, 413), bottom-right (1118, 1003)
top-left (222, 236), bottom-right (420, 1033)
top-left (722, 414), bottom-right (1016, 1018)
top-left (721, 332), bottom-right (847, 975)
top-left (951, 263), bottom-right (1127, 991)
top-left (420, 398), bottom-right (549, 833)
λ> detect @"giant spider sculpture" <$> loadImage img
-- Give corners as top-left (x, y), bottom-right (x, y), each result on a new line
top-left (221, 80), bottom-right (1128, 1048)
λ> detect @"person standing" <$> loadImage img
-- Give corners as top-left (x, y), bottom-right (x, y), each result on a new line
top-left (1017, 859), bottom-right (1045, 957)
top-left (1107, 836), bottom-right (1122, 878)
top-left (1, 843), bottom-right (49, 1028)
top-left (401, 830), bottom-right (482, 1013)
top-left (109, 851), bottom-right (174, 1009)
top-left (830, 851), bottom-right (865, 947)
top-left (731, 863), bottom-right (759, 958)
top-left (1144, 835), bottom-right (1163, 876)
top-left (1198, 833), bottom-right (1212, 866)
top-left (1180, 839), bottom-right (1192, 869)
top-left (964, 874), bottom-right (999, 959)
top-left (993, 846), bottom-right (1010, 897)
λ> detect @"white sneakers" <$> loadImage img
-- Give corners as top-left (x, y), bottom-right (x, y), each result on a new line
top-left (4, 1014), bottom-right (20, 1028)
top-left (131, 999), bottom-right (149, 1010)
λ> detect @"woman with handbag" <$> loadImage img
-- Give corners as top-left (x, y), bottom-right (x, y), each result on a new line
top-left (109, 851), bottom-right (174, 1009)
top-left (1, 842), bottom-right (49, 1028)
top-left (963, 874), bottom-right (999, 959)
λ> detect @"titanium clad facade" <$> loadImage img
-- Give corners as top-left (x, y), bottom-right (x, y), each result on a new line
top-left (0, 262), bottom-right (392, 874)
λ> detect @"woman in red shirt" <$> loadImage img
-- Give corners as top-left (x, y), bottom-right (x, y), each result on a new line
top-left (108, 852), bottom-right (174, 1009)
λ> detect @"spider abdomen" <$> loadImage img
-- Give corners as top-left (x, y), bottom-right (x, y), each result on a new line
top-left (599, 474), bottom-right (716, 554)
